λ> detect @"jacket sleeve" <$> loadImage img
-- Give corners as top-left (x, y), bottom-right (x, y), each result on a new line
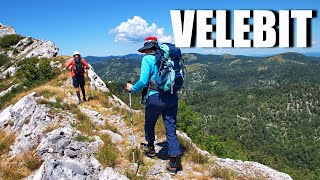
top-left (65, 58), bottom-right (72, 68)
top-left (131, 57), bottom-right (151, 93)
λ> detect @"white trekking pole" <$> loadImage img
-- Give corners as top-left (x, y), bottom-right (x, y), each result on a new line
top-left (128, 80), bottom-right (135, 163)
top-left (86, 70), bottom-right (94, 100)
top-left (64, 78), bottom-right (67, 98)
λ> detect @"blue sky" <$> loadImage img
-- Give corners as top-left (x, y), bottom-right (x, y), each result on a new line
top-left (0, 0), bottom-right (319, 56)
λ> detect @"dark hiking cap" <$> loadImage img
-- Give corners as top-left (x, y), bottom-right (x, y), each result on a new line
top-left (138, 36), bottom-right (159, 53)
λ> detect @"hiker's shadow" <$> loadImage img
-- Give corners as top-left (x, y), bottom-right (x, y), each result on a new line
top-left (156, 141), bottom-right (186, 171)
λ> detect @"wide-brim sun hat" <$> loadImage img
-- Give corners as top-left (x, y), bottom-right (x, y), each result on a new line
top-left (138, 36), bottom-right (159, 53)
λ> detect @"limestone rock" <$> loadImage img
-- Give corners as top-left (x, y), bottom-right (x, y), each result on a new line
top-left (27, 157), bottom-right (102, 180)
top-left (0, 66), bottom-right (16, 79)
top-left (88, 65), bottom-right (109, 93)
top-left (9, 103), bottom-right (54, 156)
top-left (0, 92), bottom-right (62, 156)
top-left (214, 158), bottom-right (293, 180)
top-left (0, 83), bottom-right (20, 97)
top-left (80, 108), bottom-right (105, 126)
top-left (176, 130), bottom-right (211, 158)
top-left (0, 92), bottom-right (38, 131)
top-left (17, 39), bottom-right (59, 59)
top-left (50, 60), bottom-right (62, 68)
top-left (98, 167), bottom-right (129, 180)
top-left (100, 129), bottom-right (123, 143)
top-left (0, 23), bottom-right (16, 37)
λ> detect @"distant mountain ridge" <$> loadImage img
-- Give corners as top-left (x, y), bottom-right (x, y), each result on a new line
top-left (85, 54), bottom-right (144, 63)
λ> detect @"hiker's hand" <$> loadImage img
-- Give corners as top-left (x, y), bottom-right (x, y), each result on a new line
top-left (126, 83), bottom-right (133, 92)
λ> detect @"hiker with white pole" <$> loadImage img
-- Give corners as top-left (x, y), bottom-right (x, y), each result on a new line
top-left (126, 36), bottom-right (186, 175)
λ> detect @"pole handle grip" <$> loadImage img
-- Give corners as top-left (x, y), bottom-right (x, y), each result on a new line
top-left (127, 81), bottom-right (132, 93)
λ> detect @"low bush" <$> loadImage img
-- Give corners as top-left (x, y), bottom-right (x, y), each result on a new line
top-left (0, 54), bottom-right (9, 67)
top-left (0, 34), bottom-right (23, 49)
top-left (74, 134), bottom-right (93, 142)
top-left (16, 57), bottom-right (56, 87)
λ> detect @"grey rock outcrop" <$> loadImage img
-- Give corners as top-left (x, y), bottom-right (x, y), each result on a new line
top-left (37, 126), bottom-right (103, 161)
top-left (214, 158), bottom-right (293, 180)
top-left (0, 83), bottom-right (19, 97)
top-left (0, 23), bottom-right (16, 37)
top-left (0, 66), bottom-right (16, 79)
top-left (80, 108), bottom-right (105, 126)
top-left (28, 157), bottom-right (102, 180)
top-left (0, 92), bottom-right (59, 156)
top-left (98, 167), bottom-right (129, 180)
top-left (88, 65), bottom-right (110, 93)
top-left (15, 38), bottom-right (59, 59)
top-left (0, 23), bottom-right (59, 59)
top-left (0, 92), bottom-right (38, 131)
top-left (29, 125), bottom-right (108, 180)
top-left (100, 129), bottom-right (123, 143)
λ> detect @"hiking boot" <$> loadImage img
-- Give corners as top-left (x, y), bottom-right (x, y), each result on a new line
top-left (166, 162), bottom-right (177, 175)
top-left (143, 144), bottom-right (156, 158)
top-left (83, 97), bottom-right (87, 102)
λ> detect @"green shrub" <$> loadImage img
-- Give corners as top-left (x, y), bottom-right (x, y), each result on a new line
top-left (74, 134), bottom-right (93, 142)
top-left (12, 48), bottom-right (19, 55)
top-left (0, 34), bottom-right (23, 49)
top-left (211, 167), bottom-right (238, 180)
top-left (16, 58), bottom-right (56, 87)
top-left (0, 54), bottom-right (9, 67)
top-left (26, 38), bottom-right (33, 46)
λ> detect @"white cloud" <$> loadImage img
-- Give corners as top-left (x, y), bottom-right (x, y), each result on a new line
top-left (111, 16), bottom-right (173, 43)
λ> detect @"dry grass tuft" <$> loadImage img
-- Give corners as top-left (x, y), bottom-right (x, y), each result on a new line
top-left (210, 166), bottom-right (238, 180)
top-left (0, 150), bottom-right (43, 180)
top-left (44, 124), bottom-right (61, 134)
top-left (126, 147), bottom-right (145, 166)
top-left (72, 108), bottom-right (97, 136)
top-left (178, 135), bottom-right (209, 165)
top-left (21, 150), bottom-right (43, 171)
top-left (95, 134), bottom-right (119, 168)
top-left (0, 160), bottom-right (29, 180)
top-left (100, 121), bottom-right (120, 134)
top-left (0, 130), bottom-right (16, 156)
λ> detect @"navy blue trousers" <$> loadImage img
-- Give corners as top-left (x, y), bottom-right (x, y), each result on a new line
top-left (145, 93), bottom-right (181, 156)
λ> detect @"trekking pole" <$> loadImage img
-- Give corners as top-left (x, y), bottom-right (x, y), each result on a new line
top-left (86, 70), bottom-right (94, 100)
top-left (91, 81), bottom-right (95, 100)
top-left (128, 81), bottom-right (135, 163)
top-left (64, 78), bottom-right (67, 98)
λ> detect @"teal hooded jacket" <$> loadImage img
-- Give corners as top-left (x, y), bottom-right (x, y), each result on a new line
top-left (130, 54), bottom-right (159, 96)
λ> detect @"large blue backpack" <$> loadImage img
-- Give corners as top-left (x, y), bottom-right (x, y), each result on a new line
top-left (149, 43), bottom-right (187, 94)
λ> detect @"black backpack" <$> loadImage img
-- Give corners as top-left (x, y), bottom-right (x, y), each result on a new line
top-left (74, 57), bottom-right (84, 75)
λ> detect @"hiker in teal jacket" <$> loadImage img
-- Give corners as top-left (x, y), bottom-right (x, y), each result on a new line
top-left (126, 36), bottom-right (181, 174)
